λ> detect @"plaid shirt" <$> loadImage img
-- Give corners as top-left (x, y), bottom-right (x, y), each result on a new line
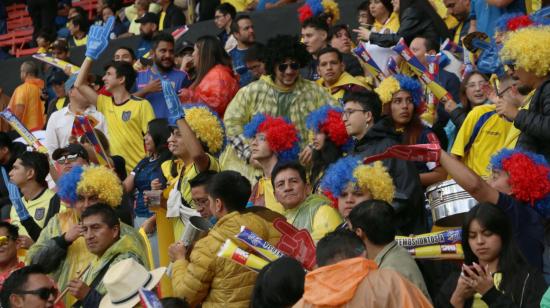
top-left (224, 75), bottom-right (337, 148)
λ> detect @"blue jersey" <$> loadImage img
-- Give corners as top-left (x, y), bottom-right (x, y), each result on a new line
top-left (469, 0), bottom-right (525, 39)
top-left (229, 47), bottom-right (254, 87)
top-left (136, 38), bottom-right (153, 59)
top-left (136, 67), bottom-right (191, 118)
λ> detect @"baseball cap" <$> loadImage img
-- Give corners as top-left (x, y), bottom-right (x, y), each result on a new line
top-left (135, 12), bottom-right (159, 25)
top-left (176, 40), bottom-right (194, 56)
top-left (52, 143), bottom-right (90, 162)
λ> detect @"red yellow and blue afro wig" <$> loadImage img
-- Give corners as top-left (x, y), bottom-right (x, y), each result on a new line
top-left (243, 113), bottom-right (301, 163)
top-left (491, 148), bottom-right (550, 217)
top-left (306, 105), bottom-right (351, 150)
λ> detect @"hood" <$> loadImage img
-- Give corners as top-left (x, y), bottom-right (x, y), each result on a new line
top-left (316, 72), bottom-right (368, 93)
top-left (303, 257), bottom-right (378, 306)
top-left (26, 77), bottom-right (45, 89)
top-left (355, 116), bottom-right (400, 147)
top-left (259, 74), bottom-right (303, 93)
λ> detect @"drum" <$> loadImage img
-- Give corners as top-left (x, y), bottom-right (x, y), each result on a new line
top-left (426, 179), bottom-right (477, 227)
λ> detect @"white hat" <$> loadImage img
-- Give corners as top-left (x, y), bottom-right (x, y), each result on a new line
top-left (99, 258), bottom-right (166, 308)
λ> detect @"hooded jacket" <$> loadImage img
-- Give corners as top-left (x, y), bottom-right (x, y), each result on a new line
top-left (352, 117), bottom-right (427, 235)
top-left (514, 79), bottom-right (550, 162)
top-left (316, 72), bottom-right (370, 104)
top-left (293, 257), bottom-right (433, 308)
top-left (179, 64), bottom-right (239, 117)
top-left (171, 207), bottom-right (283, 307)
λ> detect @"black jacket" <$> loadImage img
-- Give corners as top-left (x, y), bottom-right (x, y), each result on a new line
top-left (161, 3), bottom-right (186, 30)
top-left (351, 117), bottom-right (427, 235)
top-left (369, 6), bottom-right (444, 47)
top-left (449, 106), bottom-right (469, 131)
top-left (514, 79), bottom-right (550, 162)
top-left (435, 269), bottom-right (547, 308)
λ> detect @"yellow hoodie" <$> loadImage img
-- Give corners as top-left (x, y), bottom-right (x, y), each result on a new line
top-left (316, 72), bottom-right (371, 103)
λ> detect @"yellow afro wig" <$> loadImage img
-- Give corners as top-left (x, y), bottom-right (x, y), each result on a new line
top-left (375, 77), bottom-right (401, 105)
top-left (184, 104), bottom-right (226, 156)
top-left (500, 26), bottom-right (550, 77)
top-left (353, 161), bottom-right (395, 204)
top-left (77, 166), bottom-right (123, 208)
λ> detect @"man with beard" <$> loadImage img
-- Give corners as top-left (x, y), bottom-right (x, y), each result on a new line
top-left (228, 15), bottom-right (256, 87)
top-left (496, 26), bottom-right (550, 161)
top-left (135, 33), bottom-right (191, 118)
top-left (135, 12), bottom-right (159, 59)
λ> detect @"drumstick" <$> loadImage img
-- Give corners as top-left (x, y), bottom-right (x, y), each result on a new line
top-left (54, 263), bottom-right (91, 304)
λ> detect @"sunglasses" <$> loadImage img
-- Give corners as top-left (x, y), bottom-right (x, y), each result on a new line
top-left (14, 287), bottom-right (58, 300)
top-left (278, 62), bottom-right (300, 72)
top-left (56, 153), bottom-right (80, 164)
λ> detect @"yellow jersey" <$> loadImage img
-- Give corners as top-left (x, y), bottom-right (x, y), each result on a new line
top-left (10, 189), bottom-right (62, 237)
top-left (96, 94), bottom-right (155, 173)
top-left (451, 105), bottom-right (511, 178)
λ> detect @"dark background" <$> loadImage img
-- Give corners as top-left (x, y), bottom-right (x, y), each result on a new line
top-left (0, 0), bottom-right (362, 96)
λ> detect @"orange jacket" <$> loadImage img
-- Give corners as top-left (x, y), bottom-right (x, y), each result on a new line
top-left (293, 257), bottom-right (433, 308)
top-left (179, 64), bottom-right (239, 117)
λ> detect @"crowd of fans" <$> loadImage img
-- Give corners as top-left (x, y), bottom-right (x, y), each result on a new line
top-left (0, 0), bottom-right (550, 307)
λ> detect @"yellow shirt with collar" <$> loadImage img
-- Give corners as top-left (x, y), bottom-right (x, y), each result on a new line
top-left (372, 12), bottom-right (400, 33)
top-left (96, 94), bottom-right (155, 173)
top-left (10, 189), bottom-right (63, 237)
top-left (451, 104), bottom-right (511, 178)
top-left (316, 71), bottom-right (370, 103)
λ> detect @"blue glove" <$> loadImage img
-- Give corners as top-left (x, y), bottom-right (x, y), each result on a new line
top-left (85, 16), bottom-right (115, 60)
top-left (161, 78), bottom-right (185, 126)
top-left (1, 167), bottom-right (29, 220)
top-left (472, 38), bottom-right (505, 77)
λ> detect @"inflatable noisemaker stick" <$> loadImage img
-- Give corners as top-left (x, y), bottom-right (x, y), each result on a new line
top-left (408, 244), bottom-right (463, 260)
top-left (0, 110), bottom-right (48, 154)
top-left (32, 53), bottom-right (80, 74)
top-left (395, 229), bottom-right (462, 249)
top-left (353, 43), bottom-right (386, 82)
top-left (362, 143), bottom-right (441, 165)
top-left (218, 239), bottom-right (269, 272)
top-left (71, 115), bottom-right (112, 168)
top-left (392, 39), bottom-right (454, 102)
top-left (386, 56), bottom-right (400, 75)
top-left (235, 226), bottom-right (286, 261)
top-left (440, 38), bottom-right (464, 58)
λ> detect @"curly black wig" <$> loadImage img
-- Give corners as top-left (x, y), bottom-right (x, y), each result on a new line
top-left (264, 35), bottom-right (312, 79)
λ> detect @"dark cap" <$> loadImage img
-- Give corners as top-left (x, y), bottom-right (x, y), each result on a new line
top-left (52, 143), bottom-right (89, 161)
top-left (51, 39), bottom-right (69, 52)
top-left (49, 71), bottom-right (69, 85)
top-left (176, 40), bottom-right (194, 55)
top-left (135, 12), bottom-right (159, 25)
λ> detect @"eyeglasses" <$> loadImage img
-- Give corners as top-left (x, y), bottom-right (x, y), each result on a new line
top-left (466, 81), bottom-right (489, 89)
top-left (278, 62), bottom-right (300, 72)
top-left (14, 287), bottom-right (58, 300)
top-left (56, 153), bottom-right (80, 164)
top-left (193, 198), bottom-right (209, 207)
top-left (342, 109), bottom-right (366, 118)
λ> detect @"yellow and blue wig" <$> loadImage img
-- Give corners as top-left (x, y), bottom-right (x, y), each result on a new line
top-left (182, 103), bottom-right (226, 157)
top-left (375, 74), bottom-right (424, 114)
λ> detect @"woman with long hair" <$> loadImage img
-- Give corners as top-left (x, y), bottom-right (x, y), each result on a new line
top-left (435, 203), bottom-right (547, 307)
top-left (366, 0), bottom-right (399, 34)
top-left (376, 74), bottom-right (447, 187)
top-left (305, 105), bottom-right (351, 192)
top-left (122, 119), bottom-right (171, 265)
top-left (444, 71), bottom-right (490, 131)
top-left (178, 35), bottom-right (239, 117)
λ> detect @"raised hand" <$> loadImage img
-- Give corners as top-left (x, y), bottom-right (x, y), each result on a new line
top-left (85, 16), bottom-right (115, 60)
top-left (161, 78), bottom-right (185, 125)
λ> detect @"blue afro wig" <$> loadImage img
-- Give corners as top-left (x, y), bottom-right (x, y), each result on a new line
top-left (394, 74), bottom-right (423, 108)
top-left (56, 165), bottom-right (84, 205)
